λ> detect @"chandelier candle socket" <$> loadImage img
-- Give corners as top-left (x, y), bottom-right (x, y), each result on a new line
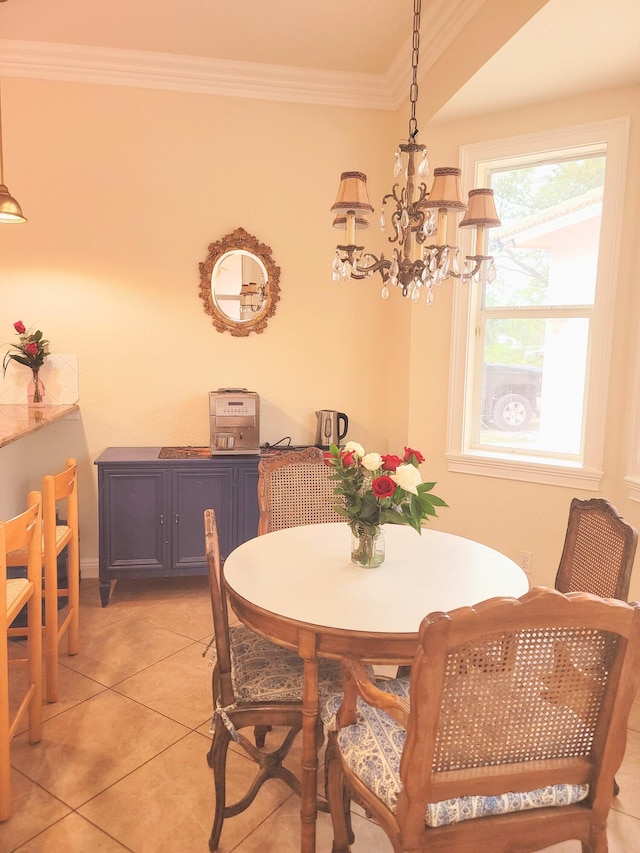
top-left (330, 0), bottom-right (501, 304)
top-left (324, 441), bottom-right (447, 567)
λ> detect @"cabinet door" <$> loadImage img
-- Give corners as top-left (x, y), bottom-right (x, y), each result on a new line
top-left (172, 466), bottom-right (234, 570)
top-left (235, 462), bottom-right (260, 552)
top-left (100, 467), bottom-right (169, 573)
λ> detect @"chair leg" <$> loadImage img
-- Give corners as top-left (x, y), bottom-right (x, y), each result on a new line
top-left (326, 734), bottom-right (352, 853)
top-left (44, 549), bottom-right (60, 704)
top-left (26, 586), bottom-right (43, 743)
top-left (66, 537), bottom-right (80, 655)
top-left (0, 636), bottom-right (11, 821)
top-left (254, 724), bottom-right (270, 748)
top-left (207, 716), bottom-right (233, 852)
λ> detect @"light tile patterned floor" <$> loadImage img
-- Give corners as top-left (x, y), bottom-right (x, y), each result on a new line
top-left (3, 576), bottom-right (640, 852)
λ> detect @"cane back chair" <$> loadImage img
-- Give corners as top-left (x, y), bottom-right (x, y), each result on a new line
top-left (257, 447), bottom-right (343, 535)
top-left (203, 508), bottom-right (343, 851)
top-left (1, 492), bottom-right (43, 821)
top-left (554, 497), bottom-right (637, 601)
top-left (7, 458), bottom-right (80, 703)
top-left (322, 587), bottom-right (640, 853)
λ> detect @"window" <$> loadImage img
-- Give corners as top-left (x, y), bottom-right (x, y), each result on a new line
top-left (447, 120), bottom-right (629, 488)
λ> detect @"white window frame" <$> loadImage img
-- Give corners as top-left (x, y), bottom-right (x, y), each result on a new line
top-left (447, 119), bottom-right (629, 489)
top-left (625, 327), bottom-right (640, 502)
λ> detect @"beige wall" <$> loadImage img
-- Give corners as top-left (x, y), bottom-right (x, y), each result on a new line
top-left (2, 75), bottom-right (640, 603)
top-left (0, 76), bottom-right (411, 566)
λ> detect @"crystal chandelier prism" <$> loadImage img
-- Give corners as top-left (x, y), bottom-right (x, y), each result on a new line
top-left (330, 0), bottom-right (500, 305)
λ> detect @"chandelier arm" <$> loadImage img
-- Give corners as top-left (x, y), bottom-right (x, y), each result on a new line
top-left (356, 253), bottom-right (390, 274)
top-left (382, 185), bottom-right (401, 206)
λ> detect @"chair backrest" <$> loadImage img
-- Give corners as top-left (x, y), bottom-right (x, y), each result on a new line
top-left (1, 491), bottom-right (42, 631)
top-left (395, 587), bottom-right (640, 850)
top-left (204, 508), bottom-right (234, 708)
top-left (42, 457), bottom-right (78, 542)
top-left (554, 497), bottom-right (638, 600)
top-left (257, 447), bottom-right (343, 535)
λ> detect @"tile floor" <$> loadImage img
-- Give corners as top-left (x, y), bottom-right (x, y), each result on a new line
top-left (3, 575), bottom-right (640, 852)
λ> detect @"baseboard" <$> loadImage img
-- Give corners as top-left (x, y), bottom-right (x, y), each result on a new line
top-left (81, 557), bottom-right (99, 579)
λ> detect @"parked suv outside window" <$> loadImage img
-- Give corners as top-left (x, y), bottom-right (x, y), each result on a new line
top-left (481, 363), bottom-right (542, 430)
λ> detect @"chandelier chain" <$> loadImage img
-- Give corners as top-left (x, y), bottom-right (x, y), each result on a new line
top-left (408, 0), bottom-right (421, 141)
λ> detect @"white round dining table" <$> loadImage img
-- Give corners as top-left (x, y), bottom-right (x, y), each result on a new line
top-left (223, 522), bottom-right (529, 853)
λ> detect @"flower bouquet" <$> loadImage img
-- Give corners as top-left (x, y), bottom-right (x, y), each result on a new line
top-left (2, 321), bottom-right (50, 404)
top-left (324, 441), bottom-right (447, 566)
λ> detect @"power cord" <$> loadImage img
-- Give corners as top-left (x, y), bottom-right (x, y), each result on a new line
top-left (261, 436), bottom-right (293, 450)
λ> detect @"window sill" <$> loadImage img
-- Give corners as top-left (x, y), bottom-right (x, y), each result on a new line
top-left (624, 476), bottom-right (640, 503)
top-left (446, 452), bottom-right (602, 490)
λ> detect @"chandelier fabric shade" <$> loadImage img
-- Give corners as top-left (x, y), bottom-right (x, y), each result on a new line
top-left (420, 167), bottom-right (466, 212)
top-left (459, 188), bottom-right (501, 228)
top-left (330, 0), bottom-right (500, 304)
top-left (332, 214), bottom-right (370, 231)
top-left (330, 172), bottom-right (374, 216)
top-left (459, 188), bottom-right (501, 257)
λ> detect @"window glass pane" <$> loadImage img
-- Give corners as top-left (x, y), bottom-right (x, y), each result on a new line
top-left (486, 158), bottom-right (605, 307)
top-left (478, 317), bottom-right (589, 456)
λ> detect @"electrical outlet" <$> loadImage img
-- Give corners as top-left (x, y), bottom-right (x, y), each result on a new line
top-left (520, 550), bottom-right (532, 574)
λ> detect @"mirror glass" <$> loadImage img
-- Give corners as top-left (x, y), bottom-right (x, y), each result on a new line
top-left (199, 228), bottom-right (280, 336)
top-left (212, 250), bottom-right (268, 322)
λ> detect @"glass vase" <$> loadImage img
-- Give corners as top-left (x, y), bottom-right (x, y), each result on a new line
top-left (350, 525), bottom-right (385, 568)
top-left (28, 368), bottom-right (46, 407)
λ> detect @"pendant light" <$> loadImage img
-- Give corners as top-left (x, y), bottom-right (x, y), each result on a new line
top-left (0, 77), bottom-right (27, 223)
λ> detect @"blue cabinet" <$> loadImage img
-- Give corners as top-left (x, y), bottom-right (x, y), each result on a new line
top-left (95, 448), bottom-right (259, 605)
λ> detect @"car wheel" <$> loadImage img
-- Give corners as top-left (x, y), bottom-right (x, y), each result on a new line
top-left (493, 394), bottom-right (533, 430)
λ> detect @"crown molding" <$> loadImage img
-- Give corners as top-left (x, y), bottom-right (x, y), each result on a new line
top-left (0, 2), bottom-right (482, 111)
top-left (0, 39), bottom-right (401, 110)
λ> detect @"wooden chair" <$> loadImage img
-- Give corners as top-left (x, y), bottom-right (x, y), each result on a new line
top-left (554, 497), bottom-right (637, 600)
top-left (7, 458), bottom-right (80, 703)
top-left (554, 497), bottom-right (637, 797)
top-left (203, 508), bottom-right (343, 851)
top-left (257, 447), bottom-right (343, 535)
top-left (322, 587), bottom-right (640, 853)
top-left (1, 492), bottom-right (43, 821)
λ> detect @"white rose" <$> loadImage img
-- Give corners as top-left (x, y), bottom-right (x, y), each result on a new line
top-left (391, 463), bottom-right (422, 495)
top-left (362, 452), bottom-right (382, 472)
top-left (343, 441), bottom-right (365, 457)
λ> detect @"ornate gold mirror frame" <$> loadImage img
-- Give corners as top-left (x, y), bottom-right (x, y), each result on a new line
top-left (199, 227), bottom-right (281, 336)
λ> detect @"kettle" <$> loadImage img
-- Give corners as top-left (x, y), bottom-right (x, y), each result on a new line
top-left (315, 410), bottom-right (349, 449)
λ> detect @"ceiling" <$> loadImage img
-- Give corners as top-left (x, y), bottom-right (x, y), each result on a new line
top-left (0, 0), bottom-right (639, 120)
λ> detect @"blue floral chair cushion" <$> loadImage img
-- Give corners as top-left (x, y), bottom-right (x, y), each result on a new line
top-left (320, 676), bottom-right (588, 827)
top-left (230, 623), bottom-right (344, 704)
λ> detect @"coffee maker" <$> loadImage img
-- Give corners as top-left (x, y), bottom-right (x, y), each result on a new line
top-left (210, 388), bottom-right (260, 455)
top-left (315, 410), bottom-right (349, 449)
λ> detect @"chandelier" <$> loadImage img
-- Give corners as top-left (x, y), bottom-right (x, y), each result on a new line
top-left (330, 0), bottom-right (500, 305)
top-left (239, 281), bottom-right (265, 315)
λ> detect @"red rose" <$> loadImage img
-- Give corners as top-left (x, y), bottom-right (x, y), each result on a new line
top-left (25, 342), bottom-right (39, 356)
top-left (404, 446), bottom-right (425, 463)
top-left (13, 321), bottom-right (26, 334)
top-left (381, 454), bottom-right (402, 472)
top-left (323, 452), bottom-right (334, 466)
top-left (341, 451), bottom-right (356, 468)
top-left (372, 475), bottom-right (396, 498)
